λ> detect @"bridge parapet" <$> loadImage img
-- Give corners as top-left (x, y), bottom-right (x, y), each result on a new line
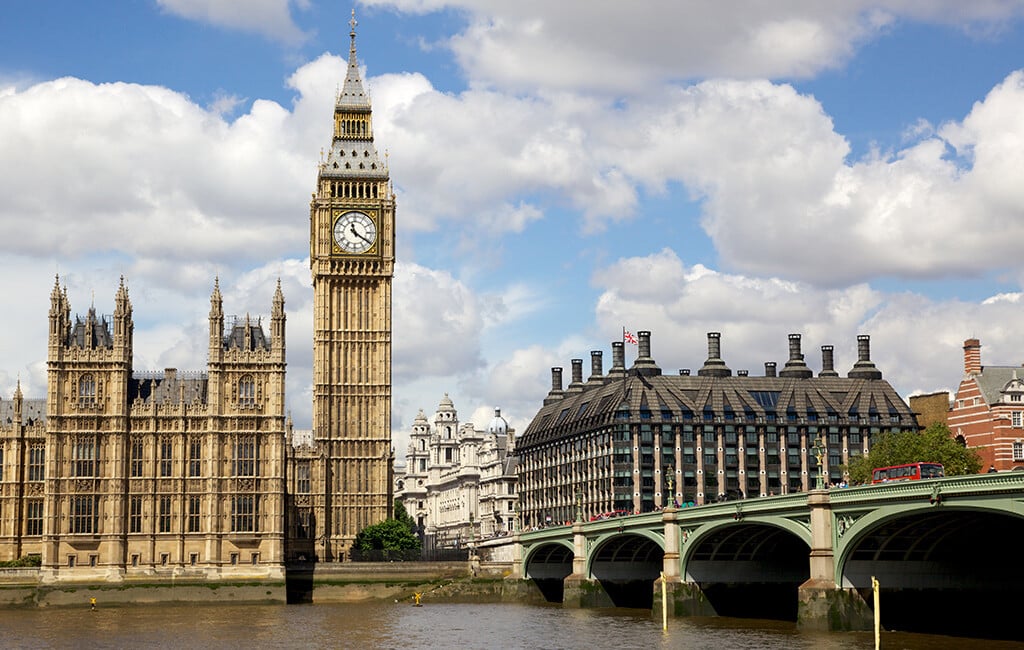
top-left (828, 472), bottom-right (1024, 508)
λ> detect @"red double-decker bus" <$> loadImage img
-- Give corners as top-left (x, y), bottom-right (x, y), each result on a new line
top-left (871, 462), bottom-right (944, 484)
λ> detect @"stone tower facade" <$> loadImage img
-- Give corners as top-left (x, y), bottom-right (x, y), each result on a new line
top-left (0, 276), bottom-right (288, 580)
top-left (307, 14), bottom-right (396, 561)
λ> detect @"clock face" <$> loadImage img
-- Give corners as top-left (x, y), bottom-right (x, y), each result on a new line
top-left (333, 210), bottom-right (377, 254)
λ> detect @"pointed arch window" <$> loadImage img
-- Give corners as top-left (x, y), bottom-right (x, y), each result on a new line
top-left (71, 495), bottom-right (97, 534)
top-left (130, 437), bottom-right (144, 477)
top-left (239, 375), bottom-right (256, 408)
top-left (78, 374), bottom-right (97, 408)
top-left (159, 437), bottom-right (173, 477)
top-left (72, 435), bottom-right (96, 477)
top-left (234, 435), bottom-right (257, 477)
top-left (28, 443), bottom-right (45, 481)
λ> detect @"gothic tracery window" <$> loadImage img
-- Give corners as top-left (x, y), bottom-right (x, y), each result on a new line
top-left (234, 435), bottom-right (257, 477)
top-left (72, 436), bottom-right (96, 477)
top-left (238, 375), bottom-right (256, 408)
top-left (78, 374), bottom-right (97, 408)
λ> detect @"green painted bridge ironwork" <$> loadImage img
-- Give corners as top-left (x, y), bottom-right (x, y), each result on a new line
top-left (508, 472), bottom-right (1024, 633)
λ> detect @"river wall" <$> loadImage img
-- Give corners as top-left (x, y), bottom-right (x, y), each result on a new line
top-left (0, 560), bottom-right (526, 609)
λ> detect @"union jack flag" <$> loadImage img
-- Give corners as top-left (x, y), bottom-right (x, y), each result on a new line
top-left (623, 329), bottom-right (638, 345)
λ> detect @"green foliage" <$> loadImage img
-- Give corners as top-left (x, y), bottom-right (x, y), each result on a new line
top-left (845, 423), bottom-right (983, 484)
top-left (353, 519), bottom-right (421, 553)
top-left (393, 500), bottom-right (416, 534)
top-left (0, 555), bottom-right (42, 568)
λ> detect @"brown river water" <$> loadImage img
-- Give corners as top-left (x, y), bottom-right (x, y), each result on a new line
top-left (0, 601), bottom-right (1020, 649)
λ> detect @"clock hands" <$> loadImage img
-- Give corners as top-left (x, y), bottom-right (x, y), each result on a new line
top-left (349, 224), bottom-right (373, 245)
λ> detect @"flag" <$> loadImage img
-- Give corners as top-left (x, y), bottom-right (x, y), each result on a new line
top-left (623, 329), bottom-right (638, 345)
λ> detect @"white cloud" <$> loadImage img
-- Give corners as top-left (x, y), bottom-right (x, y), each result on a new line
top-left (392, 262), bottom-right (487, 381)
top-left (584, 248), bottom-right (1024, 403)
top-left (365, 0), bottom-right (1024, 91)
top-left (0, 77), bottom-right (313, 267)
top-left (156, 0), bottom-right (310, 45)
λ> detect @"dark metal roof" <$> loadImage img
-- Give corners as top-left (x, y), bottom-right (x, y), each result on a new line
top-left (69, 308), bottom-right (113, 348)
top-left (519, 372), bottom-right (915, 450)
top-left (0, 398), bottom-right (47, 426)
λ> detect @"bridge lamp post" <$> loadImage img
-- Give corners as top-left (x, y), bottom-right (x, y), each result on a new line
top-left (667, 473), bottom-right (675, 509)
top-left (811, 434), bottom-right (826, 490)
top-left (574, 488), bottom-right (584, 523)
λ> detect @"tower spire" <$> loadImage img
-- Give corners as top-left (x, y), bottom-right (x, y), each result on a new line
top-left (338, 8), bottom-right (370, 111)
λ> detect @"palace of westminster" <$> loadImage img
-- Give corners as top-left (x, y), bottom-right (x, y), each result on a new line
top-left (0, 20), bottom-right (922, 583)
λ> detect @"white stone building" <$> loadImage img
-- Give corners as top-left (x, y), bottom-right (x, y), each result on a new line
top-left (395, 395), bottom-right (517, 551)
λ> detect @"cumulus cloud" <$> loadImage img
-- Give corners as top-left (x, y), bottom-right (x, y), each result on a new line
top-left (156, 0), bottom-right (310, 45)
top-left (369, 66), bottom-right (1024, 285)
top-left (584, 248), bottom-right (1024, 403)
top-left (365, 0), bottom-right (1024, 91)
top-left (0, 77), bottom-right (313, 267)
top-left (392, 262), bottom-right (487, 381)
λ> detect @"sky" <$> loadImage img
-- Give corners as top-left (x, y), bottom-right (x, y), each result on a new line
top-left (3, 1), bottom-right (1024, 458)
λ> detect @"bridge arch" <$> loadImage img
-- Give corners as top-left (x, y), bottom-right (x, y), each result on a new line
top-left (521, 540), bottom-right (575, 603)
top-left (587, 531), bottom-right (664, 608)
top-left (681, 518), bottom-right (811, 620)
top-left (836, 501), bottom-right (1024, 639)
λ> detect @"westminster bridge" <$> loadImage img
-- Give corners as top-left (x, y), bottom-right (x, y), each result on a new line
top-left (496, 472), bottom-right (1024, 636)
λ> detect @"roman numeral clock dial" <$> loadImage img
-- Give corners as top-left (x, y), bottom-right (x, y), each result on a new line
top-left (332, 210), bottom-right (377, 254)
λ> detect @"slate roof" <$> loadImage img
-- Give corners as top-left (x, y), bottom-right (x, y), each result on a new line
top-left (519, 372), bottom-right (915, 450)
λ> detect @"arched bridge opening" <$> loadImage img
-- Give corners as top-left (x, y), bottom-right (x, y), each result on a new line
top-left (686, 523), bottom-right (809, 621)
top-left (523, 543), bottom-right (574, 603)
top-left (841, 509), bottom-right (1024, 640)
top-left (590, 534), bottom-right (663, 609)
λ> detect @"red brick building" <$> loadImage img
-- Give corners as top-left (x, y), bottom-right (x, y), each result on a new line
top-left (948, 338), bottom-right (1024, 471)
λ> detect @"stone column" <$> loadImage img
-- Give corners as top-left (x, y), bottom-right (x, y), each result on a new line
top-left (797, 489), bottom-right (872, 631)
top-left (654, 505), bottom-right (716, 617)
top-left (563, 520), bottom-right (612, 607)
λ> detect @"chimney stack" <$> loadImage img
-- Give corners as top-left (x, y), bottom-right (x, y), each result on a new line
top-left (765, 361), bottom-right (777, 377)
top-left (567, 359), bottom-right (585, 393)
top-left (630, 330), bottom-right (661, 376)
top-left (847, 334), bottom-right (882, 380)
top-left (963, 338), bottom-right (981, 375)
top-left (779, 333), bottom-right (813, 378)
top-left (820, 345), bottom-right (839, 377)
top-left (587, 350), bottom-right (604, 384)
top-left (698, 332), bottom-right (732, 377)
top-left (607, 342), bottom-right (626, 380)
top-left (543, 367), bottom-right (565, 405)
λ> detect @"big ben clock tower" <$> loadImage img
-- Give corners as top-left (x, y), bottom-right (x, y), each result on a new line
top-left (309, 12), bottom-right (395, 561)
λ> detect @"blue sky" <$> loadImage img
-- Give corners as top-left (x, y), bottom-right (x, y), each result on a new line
top-left (3, 1), bottom-right (1024, 454)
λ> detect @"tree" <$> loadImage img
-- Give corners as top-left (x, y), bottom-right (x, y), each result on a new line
top-left (393, 499), bottom-right (416, 535)
top-left (353, 519), bottom-right (421, 554)
top-left (845, 422), bottom-right (983, 484)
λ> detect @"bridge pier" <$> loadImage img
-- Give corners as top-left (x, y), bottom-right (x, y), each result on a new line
top-left (563, 520), bottom-right (613, 607)
top-left (652, 505), bottom-right (717, 616)
top-left (653, 577), bottom-right (718, 617)
top-left (797, 489), bottom-right (872, 631)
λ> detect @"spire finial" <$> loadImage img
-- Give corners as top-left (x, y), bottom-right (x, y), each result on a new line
top-left (349, 8), bottom-right (358, 55)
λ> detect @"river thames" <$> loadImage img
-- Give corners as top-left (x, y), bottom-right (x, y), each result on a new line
top-left (1, 601), bottom-right (1021, 649)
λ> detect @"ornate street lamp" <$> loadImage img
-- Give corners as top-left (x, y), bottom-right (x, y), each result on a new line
top-left (667, 472), bottom-right (676, 509)
top-left (811, 434), bottom-right (827, 490)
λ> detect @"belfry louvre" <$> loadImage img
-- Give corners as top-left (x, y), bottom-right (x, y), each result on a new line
top-left (516, 331), bottom-right (916, 528)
